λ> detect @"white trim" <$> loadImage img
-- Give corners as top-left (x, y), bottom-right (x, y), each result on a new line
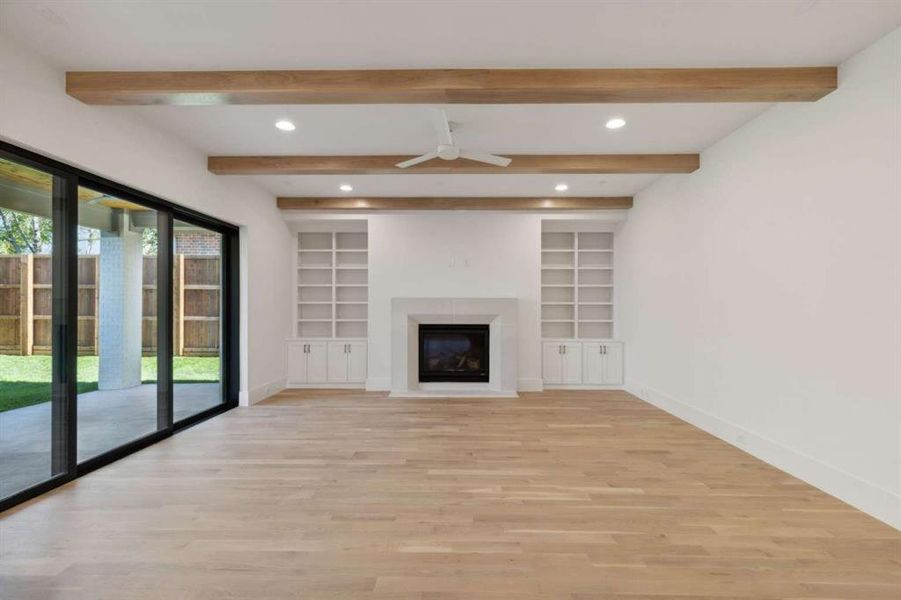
top-left (366, 376), bottom-right (391, 391)
top-left (388, 390), bottom-right (518, 399)
top-left (517, 377), bottom-right (544, 392)
top-left (544, 384), bottom-right (624, 390)
top-left (286, 383), bottom-right (365, 390)
top-left (240, 377), bottom-right (287, 407)
top-left (625, 381), bottom-right (901, 530)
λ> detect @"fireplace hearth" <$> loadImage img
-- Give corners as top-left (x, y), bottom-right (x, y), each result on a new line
top-left (418, 324), bottom-right (489, 383)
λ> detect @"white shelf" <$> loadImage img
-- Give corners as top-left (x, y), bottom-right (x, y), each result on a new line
top-left (541, 228), bottom-right (615, 340)
top-left (296, 230), bottom-right (368, 339)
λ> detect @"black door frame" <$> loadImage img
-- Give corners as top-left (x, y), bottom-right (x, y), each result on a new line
top-left (0, 140), bottom-right (241, 512)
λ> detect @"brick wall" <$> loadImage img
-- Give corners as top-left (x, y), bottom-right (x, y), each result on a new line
top-left (174, 231), bottom-right (221, 256)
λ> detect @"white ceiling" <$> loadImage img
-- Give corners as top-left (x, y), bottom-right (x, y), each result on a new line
top-left (2, 0), bottom-right (899, 200)
top-left (131, 103), bottom-right (767, 197)
top-left (3, 1), bottom-right (899, 69)
top-left (257, 174), bottom-right (660, 198)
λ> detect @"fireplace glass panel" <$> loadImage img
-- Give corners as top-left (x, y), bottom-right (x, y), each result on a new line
top-left (418, 324), bottom-right (489, 383)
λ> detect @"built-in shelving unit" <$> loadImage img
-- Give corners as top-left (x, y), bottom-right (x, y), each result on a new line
top-left (296, 230), bottom-right (368, 338)
top-left (541, 230), bottom-right (614, 339)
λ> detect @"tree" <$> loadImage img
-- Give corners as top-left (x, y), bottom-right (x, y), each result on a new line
top-left (142, 227), bottom-right (159, 256)
top-left (0, 208), bottom-right (52, 254)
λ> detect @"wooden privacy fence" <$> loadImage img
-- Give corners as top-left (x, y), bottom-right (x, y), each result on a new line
top-left (0, 254), bottom-right (220, 356)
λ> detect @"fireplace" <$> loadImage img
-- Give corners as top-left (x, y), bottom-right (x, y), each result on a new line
top-left (418, 324), bottom-right (490, 383)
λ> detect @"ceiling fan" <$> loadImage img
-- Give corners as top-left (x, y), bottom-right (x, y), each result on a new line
top-left (395, 109), bottom-right (512, 169)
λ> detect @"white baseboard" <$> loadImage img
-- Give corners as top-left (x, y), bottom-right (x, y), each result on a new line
top-left (625, 380), bottom-right (900, 530)
top-left (543, 383), bottom-right (624, 390)
top-left (517, 377), bottom-right (544, 392)
top-left (368, 377), bottom-right (544, 393)
top-left (366, 377), bottom-right (391, 391)
top-left (285, 383), bottom-right (365, 390)
top-left (388, 390), bottom-right (518, 399)
top-left (239, 377), bottom-right (287, 407)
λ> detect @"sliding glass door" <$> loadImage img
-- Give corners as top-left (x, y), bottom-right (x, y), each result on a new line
top-left (173, 219), bottom-right (224, 421)
top-left (0, 156), bottom-right (60, 499)
top-left (0, 141), bottom-right (238, 511)
top-left (76, 188), bottom-right (162, 462)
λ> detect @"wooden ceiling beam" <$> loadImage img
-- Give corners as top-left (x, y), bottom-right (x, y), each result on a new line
top-left (209, 154), bottom-right (699, 175)
top-left (67, 67), bottom-right (837, 105)
top-left (277, 196), bottom-right (632, 211)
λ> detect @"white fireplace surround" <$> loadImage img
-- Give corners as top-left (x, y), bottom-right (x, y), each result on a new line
top-left (390, 298), bottom-right (519, 398)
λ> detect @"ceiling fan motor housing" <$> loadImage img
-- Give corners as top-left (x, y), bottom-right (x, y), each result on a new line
top-left (436, 144), bottom-right (460, 160)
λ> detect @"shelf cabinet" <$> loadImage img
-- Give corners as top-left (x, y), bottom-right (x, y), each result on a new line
top-left (288, 340), bottom-right (366, 385)
top-left (296, 230), bottom-right (368, 339)
top-left (327, 341), bottom-right (367, 383)
top-left (582, 341), bottom-right (624, 385)
top-left (542, 342), bottom-right (583, 384)
top-left (543, 340), bottom-right (623, 386)
top-left (286, 341), bottom-right (328, 384)
top-left (541, 229), bottom-right (615, 340)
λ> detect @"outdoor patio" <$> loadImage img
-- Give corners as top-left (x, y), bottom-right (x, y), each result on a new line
top-left (0, 382), bottom-right (220, 497)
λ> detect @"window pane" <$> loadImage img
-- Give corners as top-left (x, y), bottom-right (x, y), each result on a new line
top-left (0, 157), bottom-right (57, 499)
top-left (77, 189), bottom-right (159, 461)
top-left (173, 220), bottom-right (223, 420)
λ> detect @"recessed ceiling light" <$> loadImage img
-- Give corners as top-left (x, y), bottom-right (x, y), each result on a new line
top-left (275, 120), bottom-right (296, 131)
top-left (339, 183), bottom-right (354, 192)
top-left (554, 183), bottom-right (569, 192)
top-left (605, 117), bottom-right (627, 130)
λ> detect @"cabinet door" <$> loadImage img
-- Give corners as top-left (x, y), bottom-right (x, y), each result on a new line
top-left (286, 342), bottom-right (308, 384)
top-left (346, 342), bottom-right (368, 383)
top-left (561, 343), bottom-right (583, 384)
top-left (602, 343), bottom-right (624, 384)
top-left (306, 342), bottom-right (329, 383)
top-left (582, 343), bottom-right (604, 385)
top-left (327, 342), bottom-right (348, 383)
top-left (542, 342), bottom-right (563, 384)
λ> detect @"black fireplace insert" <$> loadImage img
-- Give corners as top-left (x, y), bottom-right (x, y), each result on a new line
top-left (418, 324), bottom-right (489, 383)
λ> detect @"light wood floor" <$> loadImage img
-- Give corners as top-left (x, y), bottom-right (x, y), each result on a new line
top-left (2, 390), bottom-right (899, 599)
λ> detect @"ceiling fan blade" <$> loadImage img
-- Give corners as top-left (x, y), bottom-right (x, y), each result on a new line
top-left (459, 151), bottom-right (512, 167)
top-left (432, 109), bottom-right (453, 146)
top-left (395, 151), bottom-right (439, 169)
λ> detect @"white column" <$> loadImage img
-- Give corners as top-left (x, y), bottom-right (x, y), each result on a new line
top-left (98, 211), bottom-right (144, 390)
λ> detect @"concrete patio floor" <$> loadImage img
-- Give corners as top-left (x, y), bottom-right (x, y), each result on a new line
top-left (0, 383), bottom-right (221, 498)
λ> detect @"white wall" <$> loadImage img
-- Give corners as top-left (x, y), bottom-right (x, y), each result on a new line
top-left (367, 213), bottom-right (542, 391)
top-left (0, 38), bottom-right (293, 405)
top-left (616, 28), bottom-right (901, 528)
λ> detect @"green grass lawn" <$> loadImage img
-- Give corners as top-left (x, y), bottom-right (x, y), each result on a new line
top-left (0, 355), bottom-right (220, 413)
